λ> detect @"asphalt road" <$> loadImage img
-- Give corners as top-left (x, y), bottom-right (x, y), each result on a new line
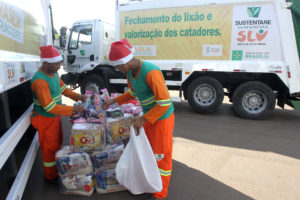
top-left (22, 101), bottom-right (300, 200)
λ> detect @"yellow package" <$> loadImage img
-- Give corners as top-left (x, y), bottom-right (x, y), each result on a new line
top-left (109, 118), bottom-right (132, 142)
top-left (71, 123), bottom-right (103, 152)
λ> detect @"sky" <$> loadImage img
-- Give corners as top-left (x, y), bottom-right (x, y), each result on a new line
top-left (51, 0), bottom-right (116, 32)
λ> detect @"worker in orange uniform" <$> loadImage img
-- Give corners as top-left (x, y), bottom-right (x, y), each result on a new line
top-left (30, 45), bottom-right (85, 183)
top-left (103, 39), bottom-right (174, 200)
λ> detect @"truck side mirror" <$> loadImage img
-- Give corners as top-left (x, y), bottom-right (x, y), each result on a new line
top-left (59, 35), bottom-right (66, 48)
top-left (59, 26), bottom-right (67, 48)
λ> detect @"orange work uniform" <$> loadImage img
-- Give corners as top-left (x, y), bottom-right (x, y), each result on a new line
top-left (115, 60), bottom-right (174, 199)
top-left (30, 69), bottom-right (79, 180)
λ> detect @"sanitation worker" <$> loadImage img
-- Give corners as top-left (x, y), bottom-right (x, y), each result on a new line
top-left (30, 45), bottom-right (85, 184)
top-left (103, 39), bottom-right (174, 200)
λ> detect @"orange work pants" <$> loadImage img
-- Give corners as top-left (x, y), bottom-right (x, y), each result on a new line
top-left (31, 112), bottom-right (63, 180)
top-left (143, 113), bottom-right (174, 199)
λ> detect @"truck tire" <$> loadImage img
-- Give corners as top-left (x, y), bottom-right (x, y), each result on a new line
top-left (80, 74), bottom-right (105, 94)
top-left (187, 77), bottom-right (224, 113)
top-left (232, 81), bottom-right (275, 119)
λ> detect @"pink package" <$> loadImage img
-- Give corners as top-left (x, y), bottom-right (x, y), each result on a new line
top-left (72, 117), bottom-right (87, 123)
top-left (101, 88), bottom-right (110, 101)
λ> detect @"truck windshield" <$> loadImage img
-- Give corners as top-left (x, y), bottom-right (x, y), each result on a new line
top-left (69, 25), bottom-right (92, 49)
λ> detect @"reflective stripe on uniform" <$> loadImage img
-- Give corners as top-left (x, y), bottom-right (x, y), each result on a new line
top-left (128, 88), bottom-right (137, 97)
top-left (140, 96), bottom-right (155, 106)
top-left (156, 99), bottom-right (171, 106)
top-left (43, 101), bottom-right (56, 112)
top-left (53, 94), bottom-right (62, 102)
top-left (60, 84), bottom-right (67, 93)
top-left (33, 94), bottom-right (61, 107)
top-left (43, 161), bottom-right (56, 167)
top-left (159, 168), bottom-right (172, 176)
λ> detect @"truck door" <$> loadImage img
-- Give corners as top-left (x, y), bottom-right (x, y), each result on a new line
top-left (66, 23), bottom-right (95, 72)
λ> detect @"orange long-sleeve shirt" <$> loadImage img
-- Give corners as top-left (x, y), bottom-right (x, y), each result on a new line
top-left (31, 73), bottom-right (80, 116)
top-left (115, 65), bottom-right (170, 124)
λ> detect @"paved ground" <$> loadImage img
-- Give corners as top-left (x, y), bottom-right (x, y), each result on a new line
top-left (22, 97), bottom-right (300, 200)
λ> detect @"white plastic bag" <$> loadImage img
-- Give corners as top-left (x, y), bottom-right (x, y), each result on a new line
top-left (115, 126), bottom-right (162, 194)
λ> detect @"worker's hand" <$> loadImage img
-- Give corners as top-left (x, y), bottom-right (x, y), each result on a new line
top-left (133, 115), bottom-right (146, 136)
top-left (102, 98), bottom-right (116, 110)
top-left (78, 94), bottom-right (87, 102)
top-left (73, 105), bottom-right (84, 113)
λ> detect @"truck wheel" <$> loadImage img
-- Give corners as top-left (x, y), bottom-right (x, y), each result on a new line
top-left (81, 74), bottom-right (105, 94)
top-left (187, 77), bottom-right (224, 113)
top-left (232, 81), bottom-right (275, 119)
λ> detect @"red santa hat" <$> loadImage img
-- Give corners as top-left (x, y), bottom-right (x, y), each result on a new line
top-left (109, 39), bottom-right (134, 66)
top-left (40, 45), bottom-right (63, 63)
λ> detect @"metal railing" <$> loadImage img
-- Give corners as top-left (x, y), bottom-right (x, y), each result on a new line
top-left (0, 104), bottom-right (39, 200)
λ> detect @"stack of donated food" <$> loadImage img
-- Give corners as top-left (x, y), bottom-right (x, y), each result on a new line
top-left (56, 146), bottom-right (94, 196)
top-left (92, 142), bottom-right (126, 193)
top-left (55, 88), bottom-right (142, 196)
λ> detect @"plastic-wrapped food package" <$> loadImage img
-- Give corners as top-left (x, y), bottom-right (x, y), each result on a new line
top-left (105, 93), bottom-right (124, 118)
top-left (91, 143), bottom-right (124, 171)
top-left (101, 88), bottom-right (111, 101)
top-left (72, 117), bottom-right (87, 123)
top-left (56, 146), bottom-right (93, 176)
top-left (106, 107), bottom-right (124, 118)
top-left (86, 110), bottom-right (105, 124)
top-left (110, 93), bottom-right (118, 99)
top-left (127, 99), bottom-right (140, 106)
top-left (84, 90), bottom-right (102, 110)
top-left (106, 115), bottom-right (133, 143)
top-left (71, 102), bottom-right (85, 120)
top-left (93, 93), bottom-right (102, 112)
top-left (59, 173), bottom-right (94, 196)
top-left (121, 103), bottom-right (143, 116)
top-left (102, 90), bottom-right (122, 111)
top-left (121, 103), bottom-right (134, 113)
top-left (132, 106), bottom-right (143, 116)
top-left (95, 169), bottom-right (126, 194)
top-left (71, 123), bottom-right (103, 152)
top-left (102, 126), bottom-right (113, 146)
top-left (71, 90), bottom-right (105, 125)
top-left (84, 90), bottom-right (93, 110)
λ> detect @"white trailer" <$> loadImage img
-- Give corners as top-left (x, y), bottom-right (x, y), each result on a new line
top-left (62, 0), bottom-right (300, 119)
top-left (0, 0), bottom-right (54, 199)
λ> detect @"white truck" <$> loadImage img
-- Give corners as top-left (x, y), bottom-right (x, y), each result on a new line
top-left (62, 0), bottom-right (300, 119)
top-left (62, 19), bottom-right (117, 92)
top-left (0, 0), bottom-right (54, 199)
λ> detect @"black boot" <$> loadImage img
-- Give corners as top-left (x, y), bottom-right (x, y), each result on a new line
top-left (44, 176), bottom-right (59, 185)
top-left (146, 195), bottom-right (165, 200)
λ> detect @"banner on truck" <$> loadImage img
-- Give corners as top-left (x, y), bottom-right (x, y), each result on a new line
top-left (230, 4), bottom-right (282, 61)
top-left (119, 3), bottom-right (282, 61)
top-left (120, 5), bottom-right (233, 60)
top-left (0, 0), bottom-right (45, 56)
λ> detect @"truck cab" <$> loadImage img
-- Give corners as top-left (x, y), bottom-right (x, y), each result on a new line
top-left (62, 19), bottom-right (124, 94)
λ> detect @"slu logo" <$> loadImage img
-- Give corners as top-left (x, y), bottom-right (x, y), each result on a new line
top-left (80, 50), bottom-right (85, 56)
top-left (237, 29), bottom-right (268, 42)
top-left (232, 50), bottom-right (243, 60)
top-left (247, 6), bottom-right (261, 18)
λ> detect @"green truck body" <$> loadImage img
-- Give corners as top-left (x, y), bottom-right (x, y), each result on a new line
top-left (290, 0), bottom-right (300, 60)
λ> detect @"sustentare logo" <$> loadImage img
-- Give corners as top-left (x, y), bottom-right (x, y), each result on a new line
top-left (235, 5), bottom-right (270, 26)
top-left (247, 6), bottom-right (261, 18)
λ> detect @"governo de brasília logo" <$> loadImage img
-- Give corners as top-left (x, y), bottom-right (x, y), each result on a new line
top-left (247, 6), bottom-right (261, 18)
